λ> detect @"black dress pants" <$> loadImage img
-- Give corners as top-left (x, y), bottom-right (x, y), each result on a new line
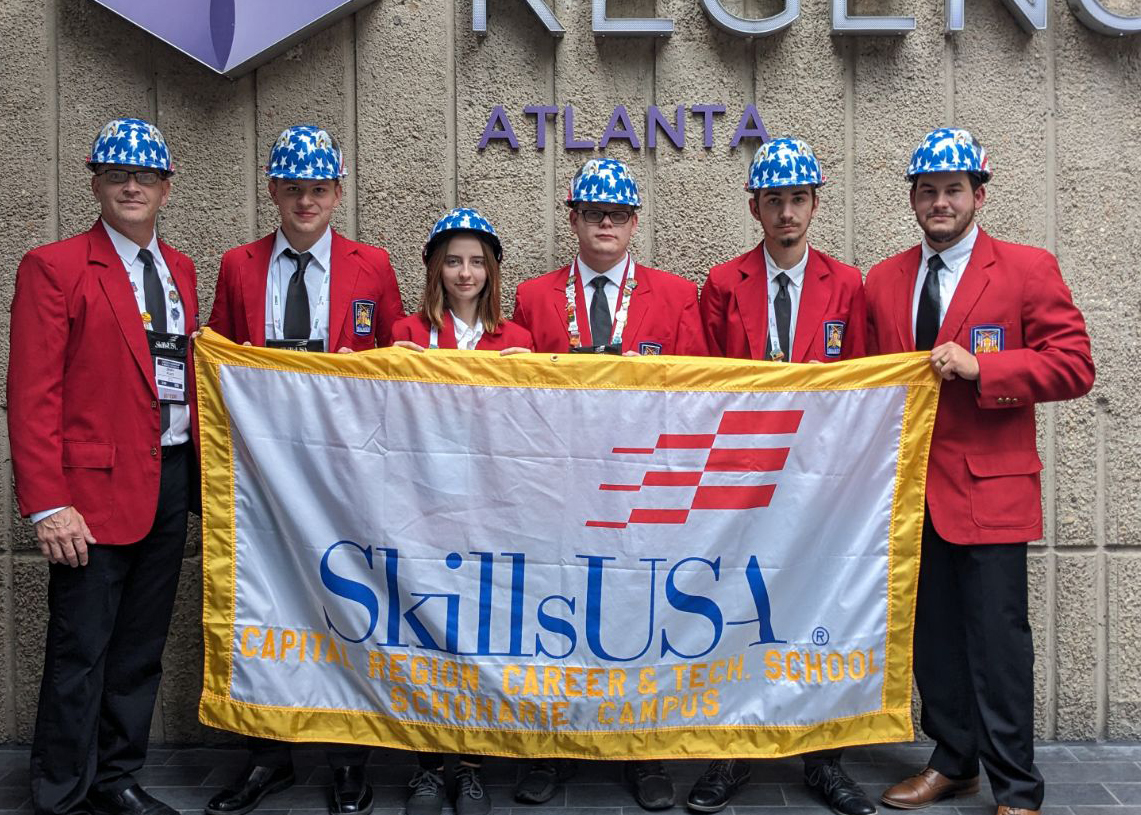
top-left (914, 515), bottom-right (1044, 809)
top-left (30, 444), bottom-right (191, 815)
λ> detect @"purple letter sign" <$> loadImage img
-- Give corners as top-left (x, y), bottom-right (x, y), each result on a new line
top-left (90, 0), bottom-right (377, 78)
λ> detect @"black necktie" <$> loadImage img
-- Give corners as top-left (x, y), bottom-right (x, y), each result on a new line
top-left (589, 276), bottom-right (612, 346)
top-left (772, 272), bottom-right (792, 361)
top-left (916, 254), bottom-right (944, 351)
top-left (282, 248), bottom-right (314, 340)
top-left (138, 248), bottom-right (170, 434)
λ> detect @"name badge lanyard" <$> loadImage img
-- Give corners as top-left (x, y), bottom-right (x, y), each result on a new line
top-left (766, 280), bottom-right (791, 362)
top-left (565, 255), bottom-right (636, 349)
top-left (269, 257), bottom-right (332, 341)
top-left (134, 265), bottom-right (188, 405)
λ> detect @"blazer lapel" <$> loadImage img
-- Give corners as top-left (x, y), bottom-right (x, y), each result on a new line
top-left (937, 229), bottom-right (993, 346)
top-left (160, 244), bottom-right (197, 331)
top-left (91, 224), bottom-right (155, 395)
top-left (733, 246), bottom-right (770, 360)
top-left (893, 246), bottom-right (923, 351)
top-left (620, 262), bottom-right (653, 344)
top-left (549, 266), bottom-right (573, 346)
top-left (791, 248), bottom-right (830, 362)
top-left (241, 234), bottom-right (274, 345)
top-left (329, 231), bottom-right (362, 349)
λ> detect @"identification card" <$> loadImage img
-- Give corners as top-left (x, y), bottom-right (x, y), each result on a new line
top-left (146, 331), bottom-right (188, 405)
top-left (266, 338), bottom-right (326, 352)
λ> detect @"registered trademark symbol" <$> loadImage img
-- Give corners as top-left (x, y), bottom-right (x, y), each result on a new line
top-left (812, 627), bottom-right (829, 646)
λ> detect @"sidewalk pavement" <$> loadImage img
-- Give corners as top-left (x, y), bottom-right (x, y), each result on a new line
top-left (2, 741), bottom-right (1140, 815)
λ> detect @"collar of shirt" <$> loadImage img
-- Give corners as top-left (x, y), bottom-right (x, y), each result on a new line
top-left (762, 243), bottom-right (808, 289)
top-left (272, 226), bottom-right (333, 274)
top-left (451, 310), bottom-right (485, 351)
top-left (576, 253), bottom-right (630, 292)
top-left (102, 218), bottom-right (163, 272)
top-left (920, 223), bottom-right (978, 277)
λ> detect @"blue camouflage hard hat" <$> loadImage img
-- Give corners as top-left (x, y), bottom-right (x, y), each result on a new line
top-left (746, 138), bottom-right (825, 191)
top-left (565, 158), bottom-right (641, 208)
top-left (906, 127), bottom-right (991, 183)
top-left (423, 207), bottom-right (502, 264)
top-left (266, 125), bottom-right (346, 180)
top-left (86, 118), bottom-right (173, 174)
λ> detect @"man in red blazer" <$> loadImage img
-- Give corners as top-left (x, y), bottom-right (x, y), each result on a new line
top-left (205, 125), bottom-right (402, 815)
top-left (208, 125), bottom-right (403, 355)
top-left (8, 118), bottom-right (196, 815)
top-left (868, 129), bottom-right (1094, 815)
top-left (691, 138), bottom-right (872, 815)
top-left (513, 158), bottom-right (706, 359)
top-left (510, 159), bottom-right (702, 811)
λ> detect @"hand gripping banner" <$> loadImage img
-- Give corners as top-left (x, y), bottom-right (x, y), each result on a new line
top-left (195, 329), bottom-right (939, 759)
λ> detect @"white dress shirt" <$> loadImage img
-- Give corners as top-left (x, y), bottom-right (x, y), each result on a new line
top-left (451, 311), bottom-right (485, 350)
top-left (912, 224), bottom-right (979, 337)
top-left (762, 242), bottom-right (809, 355)
top-left (577, 253), bottom-right (630, 318)
top-left (265, 227), bottom-right (333, 344)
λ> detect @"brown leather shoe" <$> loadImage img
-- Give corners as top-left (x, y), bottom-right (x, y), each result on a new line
top-left (881, 768), bottom-right (979, 809)
top-left (995, 807), bottom-right (1040, 815)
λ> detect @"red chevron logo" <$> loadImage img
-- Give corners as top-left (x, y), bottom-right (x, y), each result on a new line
top-left (586, 409), bottom-right (803, 529)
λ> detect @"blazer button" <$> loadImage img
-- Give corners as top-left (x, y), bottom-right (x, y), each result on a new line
top-left (151, 447), bottom-right (158, 457)
top-left (151, 400), bottom-right (158, 409)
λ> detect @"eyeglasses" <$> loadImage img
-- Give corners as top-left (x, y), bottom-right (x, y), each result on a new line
top-left (96, 168), bottom-right (164, 186)
top-left (577, 208), bottom-right (634, 225)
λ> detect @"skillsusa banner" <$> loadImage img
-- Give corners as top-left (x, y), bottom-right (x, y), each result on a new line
top-left (194, 329), bottom-right (938, 759)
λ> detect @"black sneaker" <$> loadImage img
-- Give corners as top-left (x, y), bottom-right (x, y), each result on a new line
top-left (626, 760), bottom-right (676, 811)
top-left (405, 769), bottom-right (445, 815)
top-left (687, 759), bottom-right (751, 813)
top-left (514, 760), bottom-right (573, 804)
top-left (453, 765), bottom-right (491, 815)
top-left (805, 761), bottom-right (877, 815)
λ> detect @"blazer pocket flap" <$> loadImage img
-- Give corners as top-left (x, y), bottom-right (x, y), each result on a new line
top-left (62, 440), bottom-right (115, 469)
top-left (966, 451), bottom-right (1042, 478)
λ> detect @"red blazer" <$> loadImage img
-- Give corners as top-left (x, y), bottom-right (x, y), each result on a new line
top-left (512, 263), bottom-right (708, 356)
top-left (701, 245), bottom-right (866, 362)
top-left (391, 313), bottom-right (534, 351)
top-left (208, 231), bottom-right (404, 350)
top-left (7, 221), bottom-right (199, 544)
top-left (865, 228), bottom-right (1094, 545)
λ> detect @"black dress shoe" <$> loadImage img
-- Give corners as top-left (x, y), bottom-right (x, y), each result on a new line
top-left (626, 760), bottom-right (676, 811)
top-left (329, 765), bottom-right (373, 815)
top-left (89, 784), bottom-right (177, 815)
top-left (514, 760), bottom-right (574, 804)
top-left (687, 759), bottom-right (751, 813)
top-left (205, 765), bottom-right (295, 815)
top-left (805, 761), bottom-right (877, 815)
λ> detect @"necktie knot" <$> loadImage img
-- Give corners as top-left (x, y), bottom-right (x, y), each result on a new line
top-left (137, 247), bottom-right (154, 267)
top-left (775, 272), bottom-right (791, 290)
top-left (590, 276), bottom-right (609, 293)
top-left (283, 248), bottom-right (313, 274)
top-left (927, 253), bottom-right (945, 273)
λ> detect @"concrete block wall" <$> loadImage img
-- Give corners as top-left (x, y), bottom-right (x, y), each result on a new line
top-left (0, 0), bottom-right (1137, 743)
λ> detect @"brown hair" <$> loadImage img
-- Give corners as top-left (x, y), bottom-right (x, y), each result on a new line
top-left (419, 233), bottom-right (504, 334)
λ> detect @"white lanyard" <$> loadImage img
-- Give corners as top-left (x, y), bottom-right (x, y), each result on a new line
top-left (767, 278), bottom-right (790, 362)
top-left (270, 255), bottom-right (331, 340)
top-left (566, 255), bottom-right (636, 348)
